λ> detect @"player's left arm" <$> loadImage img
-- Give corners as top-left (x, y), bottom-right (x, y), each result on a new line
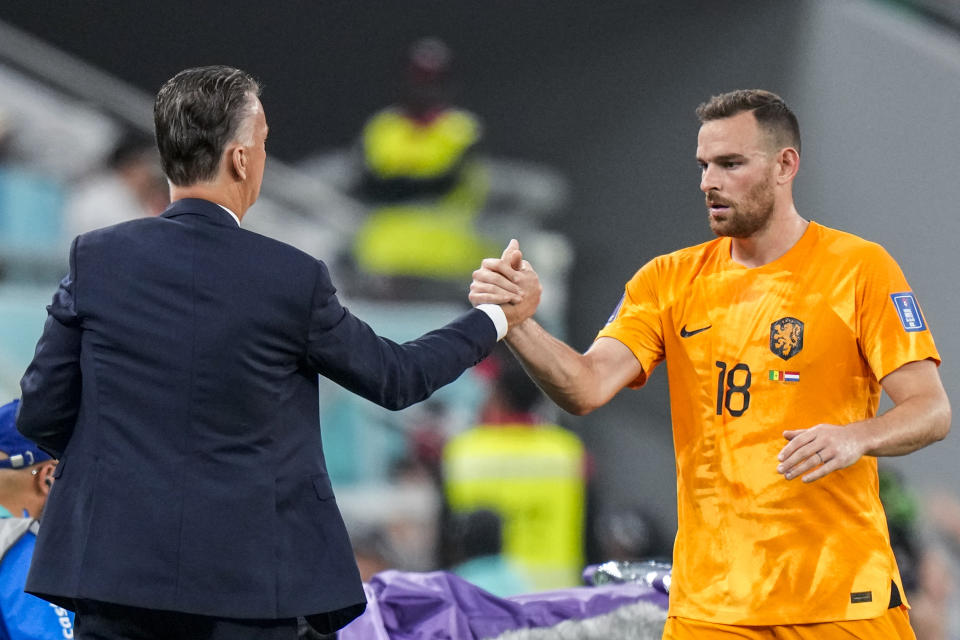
top-left (777, 358), bottom-right (950, 483)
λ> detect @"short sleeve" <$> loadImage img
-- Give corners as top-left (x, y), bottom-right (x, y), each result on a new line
top-left (857, 244), bottom-right (940, 381)
top-left (595, 258), bottom-right (666, 387)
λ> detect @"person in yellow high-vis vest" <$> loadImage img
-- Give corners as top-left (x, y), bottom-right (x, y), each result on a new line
top-left (443, 347), bottom-right (587, 591)
top-left (352, 37), bottom-right (498, 285)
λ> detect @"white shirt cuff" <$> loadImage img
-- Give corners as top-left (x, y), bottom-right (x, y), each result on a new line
top-left (476, 304), bottom-right (508, 341)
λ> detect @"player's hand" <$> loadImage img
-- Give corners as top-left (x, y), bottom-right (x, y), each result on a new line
top-left (470, 239), bottom-right (523, 305)
top-left (777, 423), bottom-right (867, 483)
top-left (469, 239), bottom-right (542, 329)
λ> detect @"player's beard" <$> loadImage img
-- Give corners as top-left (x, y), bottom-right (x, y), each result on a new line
top-left (707, 176), bottom-right (776, 239)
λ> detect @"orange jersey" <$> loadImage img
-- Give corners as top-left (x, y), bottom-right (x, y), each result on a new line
top-left (597, 222), bottom-right (940, 625)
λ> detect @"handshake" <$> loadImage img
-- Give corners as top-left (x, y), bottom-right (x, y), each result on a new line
top-left (469, 239), bottom-right (542, 331)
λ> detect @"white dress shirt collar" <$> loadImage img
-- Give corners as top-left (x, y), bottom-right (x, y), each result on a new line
top-left (217, 204), bottom-right (241, 226)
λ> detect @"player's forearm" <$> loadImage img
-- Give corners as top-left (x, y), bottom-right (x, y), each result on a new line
top-left (504, 318), bottom-right (605, 415)
top-left (854, 389), bottom-right (951, 457)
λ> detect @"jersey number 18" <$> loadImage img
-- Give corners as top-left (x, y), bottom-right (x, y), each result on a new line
top-left (715, 361), bottom-right (751, 417)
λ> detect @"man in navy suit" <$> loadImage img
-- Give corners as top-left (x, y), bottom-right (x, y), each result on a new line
top-left (16, 66), bottom-right (540, 640)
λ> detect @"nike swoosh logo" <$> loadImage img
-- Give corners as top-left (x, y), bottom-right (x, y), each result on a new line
top-left (680, 324), bottom-right (712, 338)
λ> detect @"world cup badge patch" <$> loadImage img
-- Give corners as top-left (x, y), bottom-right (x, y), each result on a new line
top-left (770, 317), bottom-right (804, 360)
top-left (890, 292), bottom-right (927, 332)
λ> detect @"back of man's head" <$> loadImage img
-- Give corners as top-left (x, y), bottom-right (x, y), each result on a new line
top-left (696, 89), bottom-right (801, 155)
top-left (492, 347), bottom-right (544, 415)
top-left (154, 65), bottom-right (261, 187)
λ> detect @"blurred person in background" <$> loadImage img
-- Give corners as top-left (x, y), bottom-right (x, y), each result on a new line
top-left (470, 89), bottom-right (950, 639)
top-left (925, 490), bottom-right (960, 640)
top-left (349, 36), bottom-right (497, 298)
top-left (301, 37), bottom-right (567, 304)
top-left (879, 469), bottom-right (960, 640)
top-left (356, 36), bottom-right (481, 203)
top-left (16, 65), bottom-right (541, 640)
top-left (0, 399), bottom-right (73, 639)
top-left (448, 508), bottom-right (533, 597)
top-left (62, 128), bottom-right (168, 240)
top-left (443, 344), bottom-right (587, 590)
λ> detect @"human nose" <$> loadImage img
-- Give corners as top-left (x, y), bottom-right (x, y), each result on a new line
top-left (700, 164), bottom-right (719, 193)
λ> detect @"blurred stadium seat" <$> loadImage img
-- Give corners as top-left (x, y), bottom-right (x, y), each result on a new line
top-left (0, 283), bottom-right (54, 398)
top-left (0, 167), bottom-right (65, 270)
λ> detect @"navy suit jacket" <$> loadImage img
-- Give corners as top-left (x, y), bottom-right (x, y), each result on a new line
top-left (17, 198), bottom-right (497, 631)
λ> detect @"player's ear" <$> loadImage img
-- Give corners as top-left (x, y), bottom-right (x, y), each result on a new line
top-left (776, 147), bottom-right (799, 184)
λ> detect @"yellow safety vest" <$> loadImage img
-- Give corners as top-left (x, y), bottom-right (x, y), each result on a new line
top-left (352, 161), bottom-right (497, 279)
top-left (362, 108), bottom-right (480, 180)
top-left (443, 424), bottom-right (586, 590)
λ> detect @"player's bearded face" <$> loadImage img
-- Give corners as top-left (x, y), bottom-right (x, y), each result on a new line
top-left (697, 111), bottom-right (781, 239)
top-left (706, 171), bottom-right (776, 238)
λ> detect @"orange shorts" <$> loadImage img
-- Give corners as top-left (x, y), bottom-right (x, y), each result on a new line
top-left (662, 607), bottom-right (915, 640)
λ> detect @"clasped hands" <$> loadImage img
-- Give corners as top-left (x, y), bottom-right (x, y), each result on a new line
top-left (470, 239), bottom-right (542, 329)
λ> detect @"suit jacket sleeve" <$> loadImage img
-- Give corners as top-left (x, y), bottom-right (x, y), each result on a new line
top-left (17, 238), bottom-right (83, 459)
top-left (304, 260), bottom-right (497, 410)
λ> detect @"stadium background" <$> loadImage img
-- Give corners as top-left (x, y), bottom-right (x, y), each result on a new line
top-left (0, 0), bottom-right (958, 561)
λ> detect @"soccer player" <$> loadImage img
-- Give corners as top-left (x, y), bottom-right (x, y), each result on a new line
top-left (469, 89), bottom-right (950, 639)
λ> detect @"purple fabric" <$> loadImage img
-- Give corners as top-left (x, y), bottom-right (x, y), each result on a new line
top-left (339, 570), bottom-right (668, 640)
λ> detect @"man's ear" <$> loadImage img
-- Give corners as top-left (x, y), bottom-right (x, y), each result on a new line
top-left (35, 462), bottom-right (56, 496)
top-left (230, 145), bottom-right (248, 181)
top-left (776, 147), bottom-right (800, 185)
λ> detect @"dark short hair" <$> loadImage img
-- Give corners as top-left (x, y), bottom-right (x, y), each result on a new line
top-left (696, 89), bottom-right (801, 154)
top-left (491, 344), bottom-right (543, 414)
top-left (154, 66), bottom-right (261, 186)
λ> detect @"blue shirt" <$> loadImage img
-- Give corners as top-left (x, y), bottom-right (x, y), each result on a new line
top-left (0, 516), bottom-right (74, 640)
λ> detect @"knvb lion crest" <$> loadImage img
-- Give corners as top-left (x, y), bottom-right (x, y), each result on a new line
top-left (770, 317), bottom-right (804, 360)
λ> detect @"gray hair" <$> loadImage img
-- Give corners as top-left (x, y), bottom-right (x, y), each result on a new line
top-left (154, 65), bottom-right (261, 185)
